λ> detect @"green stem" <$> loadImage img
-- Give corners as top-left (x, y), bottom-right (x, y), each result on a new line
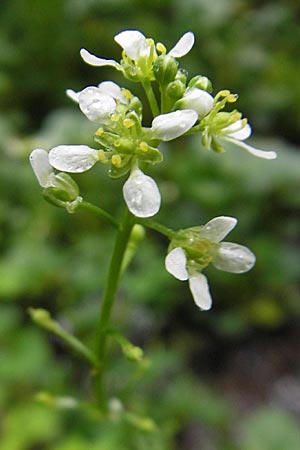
top-left (137, 218), bottom-right (175, 239)
top-left (142, 80), bottom-right (160, 117)
top-left (94, 207), bottom-right (135, 406)
top-left (79, 201), bottom-right (119, 227)
top-left (29, 308), bottom-right (98, 367)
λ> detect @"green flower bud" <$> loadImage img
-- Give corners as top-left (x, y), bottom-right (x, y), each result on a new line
top-left (188, 75), bottom-right (213, 93)
top-left (166, 79), bottom-right (186, 100)
top-left (153, 55), bottom-right (179, 85)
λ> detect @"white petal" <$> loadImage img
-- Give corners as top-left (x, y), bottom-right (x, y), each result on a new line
top-left (165, 247), bottom-right (188, 281)
top-left (123, 169), bottom-right (161, 218)
top-left (180, 88), bottom-right (213, 119)
top-left (66, 89), bottom-right (80, 103)
top-left (151, 109), bottom-right (198, 141)
top-left (213, 242), bottom-right (256, 273)
top-left (223, 121), bottom-right (252, 140)
top-left (98, 81), bottom-right (125, 103)
top-left (78, 87), bottom-right (116, 123)
top-left (80, 48), bottom-right (121, 69)
top-left (49, 145), bottom-right (99, 173)
top-left (223, 137), bottom-right (277, 159)
top-left (199, 216), bottom-right (237, 242)
top-left (168, 31), bottom-right (195, 58)
top-left (114, 30), bottom-right (149, 60)
top-left (29, 149), bottom-right (55, 187)
top-left (189, 273), bottom-right (212, 310)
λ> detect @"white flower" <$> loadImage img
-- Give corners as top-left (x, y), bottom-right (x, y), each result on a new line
top-left (80, 30), bottom-right (195, 70)
top-left (220, 120), bottom-right (277, 159)
top-left (49, 145), bottom-right (99, 173)
top-left (165, 216), bottom-right (256, 310)
top-left (151, 109), bottom-right (198, 141)
top-left (29, 148), bottom-right (56, 187)
top-left (177, 88), bottom-right (214, 119)
top-left (123, 167), bottom-right (161, 218)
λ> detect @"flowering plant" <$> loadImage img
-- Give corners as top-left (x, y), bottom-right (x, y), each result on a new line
top-left (29, 30), bottom-right (276, 427)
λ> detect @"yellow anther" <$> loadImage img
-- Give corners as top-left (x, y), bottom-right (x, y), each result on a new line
top-left (156, 42), bottom-right (166, 54)
top-left (112, 154), bottom-right (122, 167)
top-left (98, 150), bottom-right (106, 162)
top-left (111, 114), bottom-right (121, 122)
top-left (95, 127), bottom-right (104, 137)
top-left (139, 141), bottom-right (149, 152)
top-left (123, 118), bottom-right (135, 129)
top-left (227, 94), bottom-right (238, 103)
top-left (121, 89), bottom-right (133, 100)
top-left (146, 38), bottom-right (154, 47)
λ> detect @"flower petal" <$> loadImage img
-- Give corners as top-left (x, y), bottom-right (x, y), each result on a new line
top-left (179, 88), bottom-right (213, 119)
top-left (29, 149), bottom-right (55, 187)
top-left (98, 81), bottom-right (126, 103)
top-left (165, 247), bottom-right (188, 281)
top-left (168, 31), bottom-right (195, 58)
top-left (223, 136), bottom-right (277, 159)
top-left (78, 87), bottom-right (116, 123)
top-left (189, 273), bottom-right (212, 310)
top-left (114, 30), bottom-right (149, 60)
top-left (122, 168), bottom-right (161, 218)
top-left (213, 242), bottom-right (256, 273)
top-left (199, 216), bottom-right (237, 242)
top-left (80, 48), bottom-right (121, 70)
top-left (49, 145), bottom-right (99, 173)
top-left (66, 89), bottom-right (80, 103)
top-left (223, 121), bottom-right (252, 140)
top-left (151, 109), bottom-right (198, 141)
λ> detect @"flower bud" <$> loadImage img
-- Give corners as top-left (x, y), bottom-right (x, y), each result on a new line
top-left (188, 75), bottom-right (212, 92)
top-left (166, 79), bottom-right (186, 100)
top-left (153, 55), bottom-right (179, 85)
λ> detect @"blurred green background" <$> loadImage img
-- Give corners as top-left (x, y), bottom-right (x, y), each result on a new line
top-left (1, 0), bottom-right (300, 449)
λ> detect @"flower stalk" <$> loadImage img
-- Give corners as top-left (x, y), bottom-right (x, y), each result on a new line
top-left (93, 207), bottom-right (135, 407)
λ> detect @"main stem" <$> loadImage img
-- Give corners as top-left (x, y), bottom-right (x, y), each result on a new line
top-left (94, 207), bottom-right (135, 407)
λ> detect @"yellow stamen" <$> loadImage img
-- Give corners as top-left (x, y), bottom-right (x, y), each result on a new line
top-left (139, 141), bottom-right (149, 152)
top-left (123, 118), bottom-right (135, 128)
top-left (112, 154), bottom-right (122, 167)
top-left (146, 38), bottom-right (154, 47)
top-left (95, 127), bottom-right (104, 137)
top-left (98, 150), bottom-right (106, 162)
top-left (111, 114), bottom-right (121, 122)
top-left (156, 42), bottom-right (166, 54)
top-left (122, 89), bottom-right (133, 100)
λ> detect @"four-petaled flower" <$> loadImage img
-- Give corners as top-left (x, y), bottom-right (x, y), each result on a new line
top-left (165, 216), bottom-right (256, 310)
top-left (80, 30), bottom-right (195, 80)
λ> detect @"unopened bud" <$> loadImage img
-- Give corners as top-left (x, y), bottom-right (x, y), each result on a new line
top-left (153, 55), bottom-right (179, 85)
top-left (188, 75), bottom-right (213, 93)
top-left (166, 79), bottom-right (186, 100)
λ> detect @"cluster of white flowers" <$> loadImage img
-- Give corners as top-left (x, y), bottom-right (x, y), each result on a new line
top-left (29, 29), bottom-right (276, 310)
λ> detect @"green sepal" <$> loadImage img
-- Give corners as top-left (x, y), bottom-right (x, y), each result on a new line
top-left (137, 146), bottom-right (163, 164)
top-left (211, 137), bottom-right (225, 153)
top-left (108, 156), bottom-right (132, 178)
